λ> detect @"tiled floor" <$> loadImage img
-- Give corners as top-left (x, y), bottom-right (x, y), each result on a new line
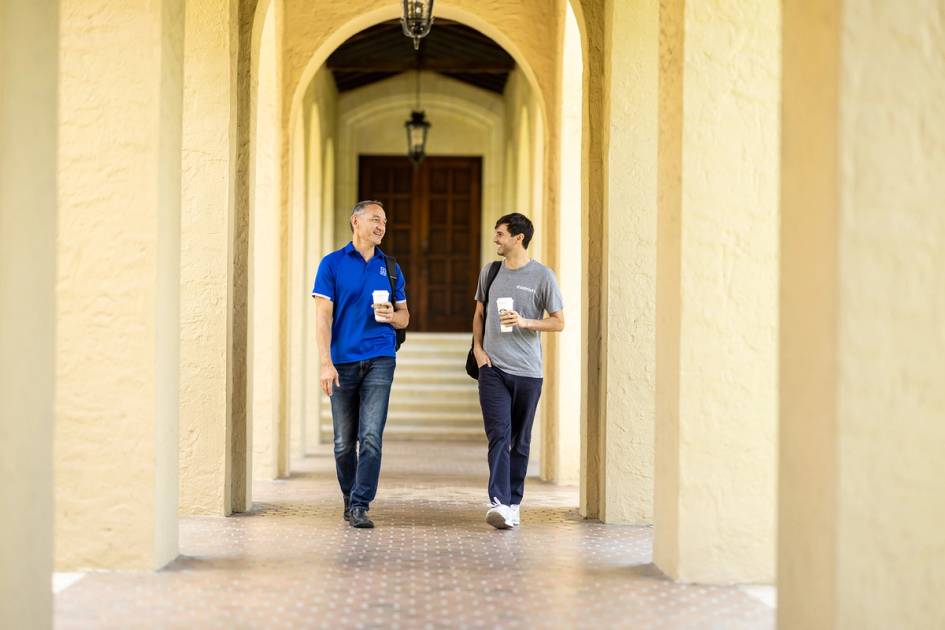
top-left (55, 442), bottom-right (774, 629)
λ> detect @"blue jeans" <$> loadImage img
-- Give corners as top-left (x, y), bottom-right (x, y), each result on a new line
top-left (329, 356), bottom-right (396, 509)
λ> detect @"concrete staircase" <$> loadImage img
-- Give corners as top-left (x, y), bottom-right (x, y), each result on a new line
top-left (320, 333), bottom-right (485, 442)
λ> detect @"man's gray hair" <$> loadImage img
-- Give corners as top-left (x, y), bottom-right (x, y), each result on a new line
top-left (350, 200), bottom-right (384, 232)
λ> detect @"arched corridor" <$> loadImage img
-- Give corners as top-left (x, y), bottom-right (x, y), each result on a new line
top-left (3, 0), bottom-right (944, 628)
top-left (55, 442), bottom-right (773, 628)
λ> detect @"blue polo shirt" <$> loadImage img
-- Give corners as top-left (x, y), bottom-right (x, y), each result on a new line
top-left (312, 242), bottom-right (407, 364)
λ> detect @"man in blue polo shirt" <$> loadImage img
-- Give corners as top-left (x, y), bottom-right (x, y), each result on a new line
top-left (312, 200), bottom-right (408, 529)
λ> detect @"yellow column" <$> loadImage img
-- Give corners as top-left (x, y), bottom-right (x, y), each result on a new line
top-left (55, 0), bottom-right (184, 570)
top-left (289, 106), bottom-right (306, 461)
top-left (303, 93), bottom-right (325, 453)
top-left (0, 2), bottom-right (58, 626)
top-left (250, 0), bottom-right (286, 480)
top-left (780, 1), bottom-right (945, 627)
top-left (653, 0), bottom-right (780, 583)
top-left (228, 0), bottom-right (256, 513)
top-left (596, 0), bottom-right (659, 524)
top-left (578, 0), bottom-right (606, 521)
top-left (179, 0), bottom-right (239, 516)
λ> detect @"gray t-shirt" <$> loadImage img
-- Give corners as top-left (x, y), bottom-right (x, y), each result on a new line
top-left (474, 259), bottom-right (564, 378)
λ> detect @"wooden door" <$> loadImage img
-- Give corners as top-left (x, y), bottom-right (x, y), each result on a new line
top-left (358, 155), bottom-right (482, 332)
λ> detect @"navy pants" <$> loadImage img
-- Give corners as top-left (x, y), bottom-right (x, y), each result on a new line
top-left (329, 356), bottom-right (396, 509)
top-left (477, 365), bottom-right (543, 506)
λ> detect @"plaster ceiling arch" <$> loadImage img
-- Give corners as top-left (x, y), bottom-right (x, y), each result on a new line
top-left (286, 1), bottom-right (554, 143)
top-left (251, 0), bottom-right (276, 85)
top-left (564, 0), bottom-right (588, 62)
top-left (338, 77), bottom-right (504, 134)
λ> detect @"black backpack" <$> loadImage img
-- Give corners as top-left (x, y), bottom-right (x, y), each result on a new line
top-left (384, 256), bottom-right (406, 351)
top-left (465, 261), bottom-right (502, 379)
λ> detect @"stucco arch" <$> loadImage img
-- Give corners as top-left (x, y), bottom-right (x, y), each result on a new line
top-left (250, 0), bottom-right (274, 76)
top-left (286, 5), bottom-right (398, 143)
top-left (431, 5), bottom-right (549, 130)
top-left (284, 2), bottom-right (553, 153)
top-left (274, 0), bottom-right (576, 493)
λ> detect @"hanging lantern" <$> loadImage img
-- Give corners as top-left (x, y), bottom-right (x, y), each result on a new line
top-left (401, 0), bottom-right (435, 50)
top-left (405, 110), bottom-right (431, 165)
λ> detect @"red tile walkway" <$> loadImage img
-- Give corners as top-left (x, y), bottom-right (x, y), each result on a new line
top-left (55, 442), bottom-right (774, 629)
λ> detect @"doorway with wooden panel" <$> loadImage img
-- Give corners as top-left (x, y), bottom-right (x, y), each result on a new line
top-left (358, 155), bottom-right (482, 332)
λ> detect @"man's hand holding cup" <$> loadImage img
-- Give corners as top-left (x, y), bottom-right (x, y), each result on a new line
top-left (496, 297), bottom-right (516, 332)
top-left (499, 308), bottom-right (526, 331)
top-left (372, 289), bottom-right (393, 323)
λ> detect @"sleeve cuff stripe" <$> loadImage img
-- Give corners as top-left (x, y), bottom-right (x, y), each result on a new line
top-left (312, 293), bottom-right (332, 301)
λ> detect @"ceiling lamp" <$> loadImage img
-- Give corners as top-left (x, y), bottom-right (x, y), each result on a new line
top-left (401, 0), bottom-right (435, 50)
top-left (405, 111), bottom-right (431, 165)
top-left (405, 64), bottom-right (431, 165)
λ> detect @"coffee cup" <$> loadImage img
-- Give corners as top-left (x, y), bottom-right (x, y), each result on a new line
top-left (496, 297), bottom-right (514, 332)
top-left (372, 290), bottom-right (390, 322)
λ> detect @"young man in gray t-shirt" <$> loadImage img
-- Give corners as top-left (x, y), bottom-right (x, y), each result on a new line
top-left (472, 213), bottom-right (565, 529)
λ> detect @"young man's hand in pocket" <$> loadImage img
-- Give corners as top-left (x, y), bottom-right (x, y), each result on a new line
top-left (473, 347), bottom-right (492, 369)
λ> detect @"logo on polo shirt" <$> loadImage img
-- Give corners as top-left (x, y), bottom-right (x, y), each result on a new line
top-left (380, 267), bottom-right (387, 276)
top-left (516, 285), bottom-right (536, 294)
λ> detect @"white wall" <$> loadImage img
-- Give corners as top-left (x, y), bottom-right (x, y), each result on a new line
top-left (250, 1), bottom-right (284, 480)
top-left (553, 3), bottom-right (584, 485)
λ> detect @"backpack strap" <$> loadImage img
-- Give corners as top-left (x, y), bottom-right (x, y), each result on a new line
top-left (384, 255), bottom-right (398, 297)
top-left (383, 255), bottom-right (406, 351)
top-left (481, 261), bottom-right (502, 326)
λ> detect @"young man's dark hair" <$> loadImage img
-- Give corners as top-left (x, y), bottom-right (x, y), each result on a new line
top-left (495, 212), bottom-right (534, 249)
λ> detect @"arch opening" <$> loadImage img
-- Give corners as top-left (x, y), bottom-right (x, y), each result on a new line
top-left (280, 8), bottom-right (560, 474)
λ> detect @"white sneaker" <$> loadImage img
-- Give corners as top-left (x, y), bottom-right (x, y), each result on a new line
top-left (486, 498), bottom-right (513, 530)
top-left (509, 504), bottom-right (520, 526)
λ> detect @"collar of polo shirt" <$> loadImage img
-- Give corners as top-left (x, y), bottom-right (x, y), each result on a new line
top-left (343, 241), bottom-right (388, 260)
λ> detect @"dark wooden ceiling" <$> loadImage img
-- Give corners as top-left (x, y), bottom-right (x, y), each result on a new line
top-left (326, 19), bottom-right (515, 94)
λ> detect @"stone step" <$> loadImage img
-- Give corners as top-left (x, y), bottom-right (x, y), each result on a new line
top-left (321, 385), bottom-right (481, 423)
top-left (397, 337), bottom-right (469, 354)
top-left (393, 357), bottom-right (469, 373)
top-left (400, 333), bottom-right (469, 343)
top-left (321, 397), bottom-right (480, 414)
top-left (322, 383), bottom-right (479, 400)
top-left (320, 409), bottom-right (482, 427)
top-left (320, 425), bottom-right (484, 442)
top-left (321, 380), bottom-right (478, 393)
top-left (390, 400), bottom-right (480, 413)
top-left (399, 335), bottom-right (468, 345)
top-left (394, 371), bottom-right (472, 385)
top-left (397, 339), bottom-right (469, 351)
top-left (389, 382), bottom-right (478, 396)
top-left (321, 333), bottom-right (480, 441)
top-left (396, 349), bottom-right (469, 362)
